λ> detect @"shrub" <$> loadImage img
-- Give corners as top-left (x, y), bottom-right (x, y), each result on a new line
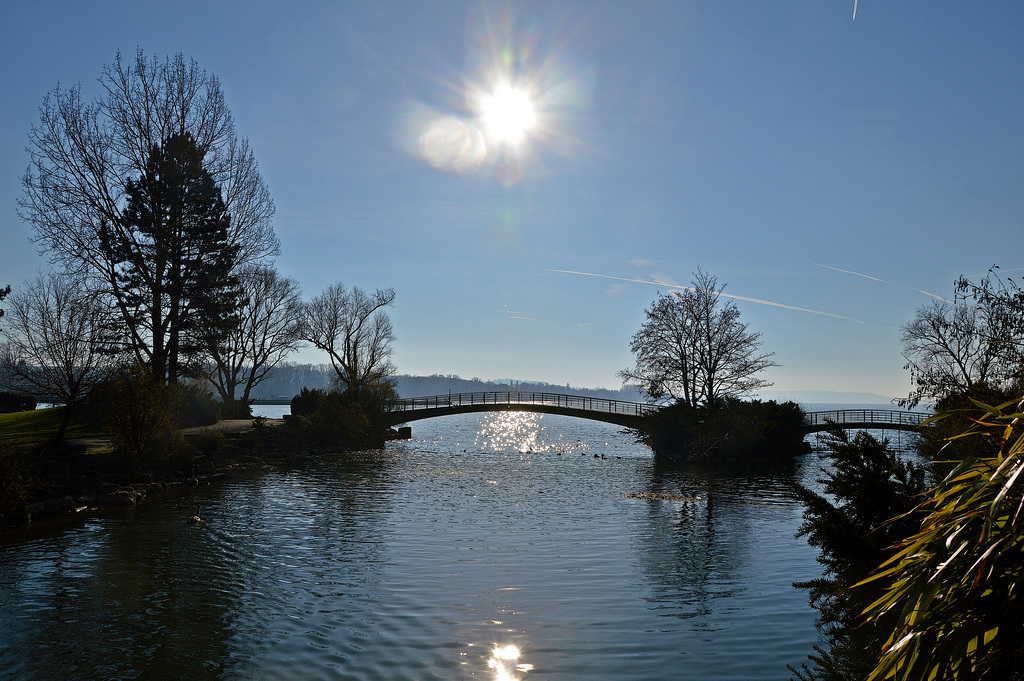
top-left (914, 382), bottom-right (1016, 467)
top-left (192, 428), bottom-right (226, 453)
top-left (100, 364), bottom-right (184, 469)
top-left (177, 383), bottom-right (221, 427)
top-left (790, 428), bottom-right (928, 681)
top-left (290, 387), bottom-right (328, 417)
top-left (288, 389), bottom-right (389, 449)
top-left (640, 397), bottom-right (806, 463)
top-left (220, 398), bottom-right (252, 420)
top-left (0, 392), bottom-right (36, 413)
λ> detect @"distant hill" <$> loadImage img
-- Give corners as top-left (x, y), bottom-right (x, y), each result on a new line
top-left (247, 364), bottom-right (646, 403)
top-left (247, 365), bottom-right (900, 408)
top-left (393, 374), bottom-right (645, 402)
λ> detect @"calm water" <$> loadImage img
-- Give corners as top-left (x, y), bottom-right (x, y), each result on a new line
top-left (0, 412), bottom-right (824, 680)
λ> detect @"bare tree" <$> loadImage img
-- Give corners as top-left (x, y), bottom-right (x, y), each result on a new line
top-left (1, 272), bottom-right (123, 441)
top-left (301, 284), bottom-right (397, 397)
top-left (901, 269), bottom-right (1024, 407)
top-left (208, 265), bottom-right (303, 417)
top-left (0, 284), bottom-right (9, 332)
top-left (620, 270), bottom-right (776, 407)
top-left (18, 50), bottom-right (278, 380)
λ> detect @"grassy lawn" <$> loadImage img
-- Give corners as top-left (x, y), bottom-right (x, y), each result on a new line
top-left (0, 407), bottom-right (106, 442)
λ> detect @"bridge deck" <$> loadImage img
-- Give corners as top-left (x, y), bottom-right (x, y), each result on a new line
top-left (384, 392), bottom-right (930, 434)
top-left (802, 409), bottom-right (929, 433)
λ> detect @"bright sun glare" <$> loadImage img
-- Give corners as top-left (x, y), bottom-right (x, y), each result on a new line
top-left (480, 84), bottom-right (536, 146)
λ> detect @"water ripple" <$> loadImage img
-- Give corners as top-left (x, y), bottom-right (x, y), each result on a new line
top-left (0, 413), bottom-right (822, 681)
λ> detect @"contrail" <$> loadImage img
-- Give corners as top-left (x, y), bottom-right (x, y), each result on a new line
top-left (548, 269), bottom-right (866, 323)
top-left (814, 263), bottom-right (951, 303)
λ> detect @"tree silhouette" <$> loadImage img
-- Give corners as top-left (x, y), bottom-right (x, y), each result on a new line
top-left (20, 50), bottom-right (277, 382)
top-left (301, 284), bottom-right (396, 398)
top-left (0, 272), bottom-right (122, 441)
top-left (106, 132), bottom-right (242, 383)
top-left (620, 269), bottom-right (776, 407)
top-left (207, 265), bottom-right (302, 417)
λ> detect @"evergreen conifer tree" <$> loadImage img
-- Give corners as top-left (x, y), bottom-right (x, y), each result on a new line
top-left (790, 429), bottom-right (928, 681)
top-left (106, 132), bottom-right (242, 383)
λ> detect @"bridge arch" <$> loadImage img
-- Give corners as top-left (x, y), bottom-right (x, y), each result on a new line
top-left (802, 409), bottom-right (929, 434)
top-left (384, 392), bottom-right (930, 435)
top-left (383, 391), bottom-right (652, 429)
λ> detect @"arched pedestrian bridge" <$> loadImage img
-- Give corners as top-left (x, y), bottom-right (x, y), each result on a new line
top-left (383, 391), bottom-right (931, 434)
top-left (802, 408), bottom-right (929, 434)
top-left (383, 391), bottom-right (656, 429)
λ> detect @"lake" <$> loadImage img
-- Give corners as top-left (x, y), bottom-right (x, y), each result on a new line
top-left (0, 410), bottom-right (827, 680)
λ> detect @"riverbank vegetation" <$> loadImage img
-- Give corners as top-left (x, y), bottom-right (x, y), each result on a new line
top-left (789, 428), bottom-right (928, 681)
top-left (790, 268), bottom-right (1024, 681)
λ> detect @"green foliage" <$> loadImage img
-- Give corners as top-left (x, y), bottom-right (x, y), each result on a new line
top-left (640, 397), bottom-right (805, 463)
top-left (176, 383), bottom-right (221, 427)
top-left (288, 389), bottom-right (385, 449)
top-left (109, 132), bottom-right (242, 383)
top-left (99, 364), bottom-right (184, 469)
top-left (915, 383), bottom-right (1018, 468)
top-left (290, 387), bottom-right (328, 417)
top-left (0, 407), bottom-right (104, 441)
top-left (0, 392), bottom-right (36, 413)
top-left (790, 429), bottom-right (928, 681)
top-left (859, 398), bottom-right (1024, 681)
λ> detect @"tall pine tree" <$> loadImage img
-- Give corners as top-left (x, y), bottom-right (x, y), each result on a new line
top-left (106, 132), bottom-right (242, 383)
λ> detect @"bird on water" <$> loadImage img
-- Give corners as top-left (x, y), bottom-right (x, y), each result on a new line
top-left (186, 504), bottom-right (204, 524)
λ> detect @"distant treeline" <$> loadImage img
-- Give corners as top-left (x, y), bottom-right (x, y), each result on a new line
top-left (248, 364), bottom-right (644, 403)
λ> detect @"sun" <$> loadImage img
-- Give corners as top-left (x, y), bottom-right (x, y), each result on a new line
top-left (479, 83), bottom-right (537, 147)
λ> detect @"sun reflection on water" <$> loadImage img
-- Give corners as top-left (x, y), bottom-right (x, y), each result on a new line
top-left (475, 411), bottom-right (543, 453)
top-left (487, 644), bottom-right (533, 680)
top-left (472, 411), bottom-right (596, 457)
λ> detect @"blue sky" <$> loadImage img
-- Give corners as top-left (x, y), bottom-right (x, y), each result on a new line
top-left (1, 1), bottom-right (1021, 399)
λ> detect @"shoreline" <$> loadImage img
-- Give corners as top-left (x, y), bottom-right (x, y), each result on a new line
top-left (0, 419), bottom-right (325, 532)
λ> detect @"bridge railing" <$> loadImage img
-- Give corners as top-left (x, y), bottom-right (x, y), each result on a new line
top-left (386, 391), bottom-right (657, 417)
top-left (804, 409), bottom-right (930, 429)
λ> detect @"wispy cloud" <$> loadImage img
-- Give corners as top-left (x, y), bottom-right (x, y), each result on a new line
top-left (548, 269), bottom-right (866, 323)
top-left (502, 306), bottom-right (544, 322)
top-left (815, 263), bottom-right (951, 303)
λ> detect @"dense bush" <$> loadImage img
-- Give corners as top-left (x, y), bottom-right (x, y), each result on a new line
top-left (790, 428), bottom-right (928, 681)
top-left (220, 398), bottom-right (252, 420)
top-left (639, 397), bottom-right (806, 463)
top-left (0, 440), bottom-right (33, 513)
top-left (914, 382), bottom-right (1018, 467)
top-left (98, 364), bottom-right (185, 469)
top-left (177, 383), bottom-right (221, 427)
top-left (0, 392), bottom-right (37, 413)
top-left (290, 387), bottom-right (328, 417)
top-left (288, 389), bottom-right (385, 449)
